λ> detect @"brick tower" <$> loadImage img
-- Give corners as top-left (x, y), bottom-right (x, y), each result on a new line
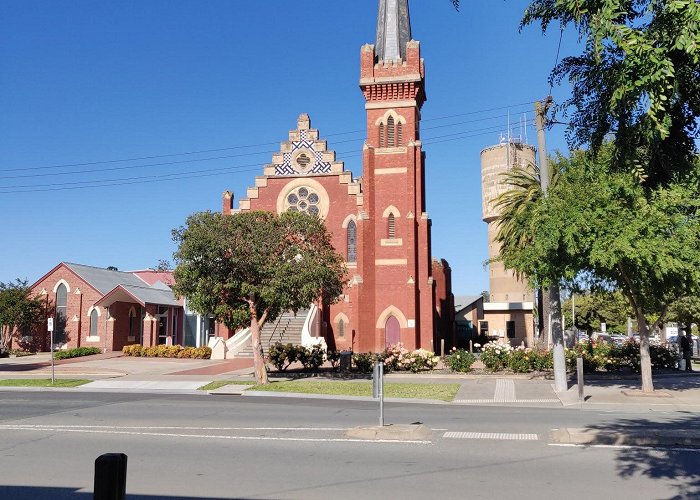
top-left (357, 0), bottom-right (435, 351)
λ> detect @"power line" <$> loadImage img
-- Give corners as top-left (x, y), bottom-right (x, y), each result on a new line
top-left (0, 101), bottom-right (536, 174)
top-left (0, 125), bottom-right (528, 194)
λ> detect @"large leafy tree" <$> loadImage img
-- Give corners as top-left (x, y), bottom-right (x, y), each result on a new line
top-left (548, 149), bottom-right (700, 391)
top-left (667, 296), bottom-right (700, 333)
top-left (0, 280), bottom-right (45, 354)
top-left (522, 0), bottom-right (700, 186)
top-left (172, 210), bottom-right (346, 384)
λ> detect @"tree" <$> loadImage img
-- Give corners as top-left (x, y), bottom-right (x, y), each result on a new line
top-left (546, 149), bottom-right (700, 392)
top-left (0, 280), bottom-right (45, 354)
top-left (523, 0), bottom-right (700, 187)
top-left (562, 290), bottom-right (633, 335)
top-left (155, 260), bottom-right (172, 272)
top-left (667, 296), bottom-right (700, 333)
top-left (172, 210), bottom-right (346, 384)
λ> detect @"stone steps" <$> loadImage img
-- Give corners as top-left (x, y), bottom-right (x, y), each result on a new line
top-left (235, 311), bottom-right (308, 358)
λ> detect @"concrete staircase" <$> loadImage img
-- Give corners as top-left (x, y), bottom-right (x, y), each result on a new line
top-left (235, 309), bottom-right (309, 358)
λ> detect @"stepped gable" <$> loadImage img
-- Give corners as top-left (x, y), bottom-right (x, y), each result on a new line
top-left (227, 114), bottom-right (364, 215)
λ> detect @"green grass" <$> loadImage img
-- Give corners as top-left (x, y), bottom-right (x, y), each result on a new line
top-left (248, 380), bottom-right (460, 402)
top-left (198, 380), bottom-right (256, 391)
top-left (0, 379), bottom-right (91, 388)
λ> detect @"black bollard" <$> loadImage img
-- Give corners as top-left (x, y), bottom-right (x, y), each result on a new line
top-left (94, 453), bottom-right (127, 500)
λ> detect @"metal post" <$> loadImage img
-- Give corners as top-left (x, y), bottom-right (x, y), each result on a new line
top-left (576, 357), bottom-right (584, 407)
top-left (372, 361), bottom-right (384, 427)
top-left (94, 453), bottom-right (127, 500)
top-left (440, 339), bottom-right (445, 358)
top-left (379, 362), bottom-right (384, 427)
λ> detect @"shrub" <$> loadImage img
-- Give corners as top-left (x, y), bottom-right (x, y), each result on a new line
top-left (53, 347), bottom-right (101, 360)
top-left (445, 348), bottom-right (476, 373)
top-left (480, 342), bottom-right (513, 371)
top-left (528, 348), bottom-right (553, 371)
top-left (267, 342), bottom-right (301, 371)
top-left (298, 344), bottom-right (325, 371)
top-left (121, 344), bottom-right (211, 359)
top-left (352, 352), bottom-right (376, 373)
top-left (406, 348), bottom-right (440, 372)
top-left (382, 343), bottom-right (413, 372)
top-left (326, 350), bottom-right (341, 370)
top-left (507, 348), bottom-right (531, 373)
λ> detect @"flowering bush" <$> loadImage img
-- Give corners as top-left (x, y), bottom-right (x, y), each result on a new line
top-left (507, 348), bottom-right (531, 373)
top-left (480, 342), bottom-right (513, 371)
top-left (528, 348), bottom-right (553, 371)
top-left (382, 343), bottom-right (413, 372)
top-left (445, 348), bottom-right (476, 373)
top-left (407, 348), bottom-right (440, 372)
top-left (268, 342), bottom-right (328, 371)
top-left (352, 352), bottom-right (376, 373)
top-left (298, 344), bottom-right (326, 370)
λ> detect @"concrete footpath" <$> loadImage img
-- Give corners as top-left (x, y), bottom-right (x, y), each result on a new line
top-left (2, 353), bottom-right (700, 412)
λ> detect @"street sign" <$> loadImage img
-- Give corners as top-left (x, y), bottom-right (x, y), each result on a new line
top-left (47, 317), bottom-right (54, 332)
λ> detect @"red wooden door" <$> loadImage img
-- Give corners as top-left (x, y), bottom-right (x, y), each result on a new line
top-left (385, 316), bottom-right (401, 347)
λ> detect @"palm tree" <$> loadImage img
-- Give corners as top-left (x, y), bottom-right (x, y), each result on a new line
top-left (492, 161), bottom-right (568, 391)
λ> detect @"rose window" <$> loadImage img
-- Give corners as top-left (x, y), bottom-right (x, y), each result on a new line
top-left (286, 186), bottom-right (321, 216)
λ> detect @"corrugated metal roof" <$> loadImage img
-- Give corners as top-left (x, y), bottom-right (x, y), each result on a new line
top-left (64, 262), bottom-right (146, 294)
top-left (119, 284), bottom-right (180, 307)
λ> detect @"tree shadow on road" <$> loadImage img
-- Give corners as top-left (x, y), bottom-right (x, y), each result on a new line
top-left (582, 413), bottom-right (700, 499)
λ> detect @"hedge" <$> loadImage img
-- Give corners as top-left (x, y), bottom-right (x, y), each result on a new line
top-left (122, 344), bottom-right (212, 359)
top-left (53, 347), bottom-right (102, 360)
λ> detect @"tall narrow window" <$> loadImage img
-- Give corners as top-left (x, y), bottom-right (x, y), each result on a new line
top-left (338, 319), bottom-right (345, 338)
top-left (55, 283), bottom-right (67, 342)
top-left (128, 309), bottom-right (135, 339)
top-left (347, 220), bottom-right (357, 263)
top-left (387, 116), bottom-right (395, 147)
top-left (396, 122), bottom-right (402, 146)
top-left (388, 213), bottom-right (396, 239)
top-left (89, 308), bottom-right (99, 337)
top-left (379, 123), bottom-right (385, 148)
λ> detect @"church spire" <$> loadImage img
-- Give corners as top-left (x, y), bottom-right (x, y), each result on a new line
top-left (375, 0), bottom-right (412, 62)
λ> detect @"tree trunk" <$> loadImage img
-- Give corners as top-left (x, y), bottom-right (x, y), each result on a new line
top-left (550, 285), bottom-right (568, 392)
top-left (249, 306), bottom-right (269, 385)
top-left (635, 308), bottom-right (654, 393)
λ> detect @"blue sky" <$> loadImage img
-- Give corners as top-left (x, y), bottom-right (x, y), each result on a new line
top-left (0, 0), bottom-right (577, 294)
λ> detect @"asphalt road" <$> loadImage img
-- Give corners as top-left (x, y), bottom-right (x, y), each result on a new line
top-left (1, 391), bottom-right (698, 499)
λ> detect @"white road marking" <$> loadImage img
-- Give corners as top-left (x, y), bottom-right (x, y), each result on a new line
top-left (454, 399), bottom-right (560, 404)
top-left (443, 431), bottom-right (538, 441)
top-left (494, 379), bottom-right (516, 402)
top-left (0, 424), bottom-right (346, 431)
top-left (0, 425), bottom-right (431, 445)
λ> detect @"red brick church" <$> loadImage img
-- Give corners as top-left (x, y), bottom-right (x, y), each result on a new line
top-left (222, 0), bottom-right (454, 353)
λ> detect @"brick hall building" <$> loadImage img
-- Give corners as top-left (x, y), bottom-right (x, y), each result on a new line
top-left (222, 0), bottom-right (454, 353)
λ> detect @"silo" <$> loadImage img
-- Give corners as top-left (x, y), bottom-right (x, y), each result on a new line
top-left (480, 140), bottom-right (536, 303)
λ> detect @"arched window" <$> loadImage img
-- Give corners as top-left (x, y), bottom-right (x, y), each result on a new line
top-left (338, 319), bottom-right (345, 338)
top-left (89, 308), bottom-right (99, 337)
top-left (379, 122), bottom-right (385, 148)
top-left (387, 213), bottom-right (396, 239)
top-left (55, 283), bottom-right (67, 341)
top-left (396, 122), bottom-right (403, 146)
top-left (347, 220), bottom-right (357, 263)
top-left (387, 116), bottom-right (395, 147)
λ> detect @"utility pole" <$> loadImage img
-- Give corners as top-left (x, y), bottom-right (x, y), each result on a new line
top-left (535, 97), bottom-right (568, 392)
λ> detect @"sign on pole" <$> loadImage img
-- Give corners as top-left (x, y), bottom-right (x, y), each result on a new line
top-left (47, 317), bottom-right (54, 332)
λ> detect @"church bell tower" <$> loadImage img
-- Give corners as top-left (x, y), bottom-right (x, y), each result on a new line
top-left (356, 0), bottom-right (435, 351)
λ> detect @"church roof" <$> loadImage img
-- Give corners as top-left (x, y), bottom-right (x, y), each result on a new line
top-left (376, 0), bottom-right (412, 62)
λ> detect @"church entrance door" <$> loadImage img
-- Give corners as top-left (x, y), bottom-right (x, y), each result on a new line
top-left (385, 316), bottom-right (400, 347)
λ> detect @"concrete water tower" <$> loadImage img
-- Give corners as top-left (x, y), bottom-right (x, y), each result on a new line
top-left (480, 139), bottom-right (536, 304)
